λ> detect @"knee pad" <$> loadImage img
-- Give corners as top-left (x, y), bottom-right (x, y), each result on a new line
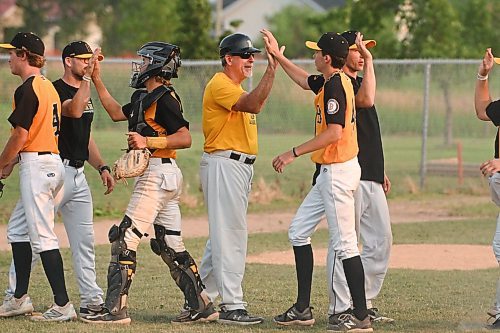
top-left (150, 225), bottom-right (208, 312)
top-left (105, 216), bottom-right (138, 314)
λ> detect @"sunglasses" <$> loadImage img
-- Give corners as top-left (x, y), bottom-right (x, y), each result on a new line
top-left (230, 53), bottom-right (255, 59)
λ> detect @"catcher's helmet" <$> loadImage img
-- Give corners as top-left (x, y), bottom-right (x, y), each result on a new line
top-left (130, 41), bottom-right (181, 89)
top-left (219, 33), bottom-right (261, 58)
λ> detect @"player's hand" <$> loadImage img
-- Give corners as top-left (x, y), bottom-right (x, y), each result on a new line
top-left (91, 57), bottom-right (101, 81)
top-left (1, 161), bottom-right (16, 179)
top-left (86, 47), bottom-right (102, 78)
top-left (272, 150), bottom-right (295, 173)
top-left (100, 169), bottom-right (115, 195)
top-left (479, 48), bottom-right (494, 77)
top-left (127, 132), bottom-right (147, 149)
top-left (261, 29), bottom-right (280, 57)
top-left (355, 32), bottom-right (372, 62)
top-left (480, 158), bottom-right (500, 177)
top-left (383, 173), bottom-right (391, 194)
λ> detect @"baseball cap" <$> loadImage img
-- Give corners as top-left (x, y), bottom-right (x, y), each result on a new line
top-left (0, 32), bottom-right (44, 56)
top-left (340, 30), bottom-right (376, 50)
top-left (305, 32), bottom-right (349, 59)
top-left (62, 41), bottom-right (104, 61)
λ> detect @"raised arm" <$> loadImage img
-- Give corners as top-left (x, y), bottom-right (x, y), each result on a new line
top-left (475, 48), bottom-right (494, 121)
top-left (62, 48), bottom-right (101, 118)
top-left (261, 29), bottom-right (310, 90)
top-left (354, 33), bottom-right (376, 108)
top-left (92, 60), bottom-right (127, 122)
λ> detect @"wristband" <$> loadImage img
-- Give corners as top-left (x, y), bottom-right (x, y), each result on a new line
top-left (292, 147), bottom-right (299, 158)
top-left (98, 165), bottom-right (111, 175)
top-left (146, 137), bottom-right (169, 149)
top-left (82, 75), bottom-right (92, 82)
top-left (477, 72), bottom-right (488, 81)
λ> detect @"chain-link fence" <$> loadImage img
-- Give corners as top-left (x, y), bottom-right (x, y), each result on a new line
top-left (0, 56), bottom-right (494, 196)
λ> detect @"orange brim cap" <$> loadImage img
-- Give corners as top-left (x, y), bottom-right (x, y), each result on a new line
top-left (349, 40), bottom-right (376, 50)
top-left (495, 57), bottom-right (500, 65)
top-left (74, 53), bottom-right (104, 61)
top-left (0, 43), bottom-right (16, 49)
top-left (305, 41), bottom-right (322, 51)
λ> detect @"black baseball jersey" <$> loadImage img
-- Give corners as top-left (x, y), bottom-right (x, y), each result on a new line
top-left (486, 100), bottom-right (500, 158)
top-left (52, 79), bottom-right (94, 161)
top-left (349, 75), bottom-right (385, 184)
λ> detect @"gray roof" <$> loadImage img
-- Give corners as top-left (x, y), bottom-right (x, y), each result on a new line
top-left (222, 0), bottom-right (344, 10)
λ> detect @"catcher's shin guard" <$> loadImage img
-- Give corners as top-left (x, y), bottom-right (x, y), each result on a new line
top-left (150, 225), bottom-right (208, 312)
top-left (105, 216), bottom-right (137, 315)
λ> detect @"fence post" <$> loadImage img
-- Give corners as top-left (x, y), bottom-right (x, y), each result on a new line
top-left (419, 63), bottom-right (431, 189)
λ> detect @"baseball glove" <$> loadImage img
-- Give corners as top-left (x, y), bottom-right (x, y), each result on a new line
top-left (112, 148), bottom-right (151, 183)
top-left (0, 180), bottom-right (4, 198)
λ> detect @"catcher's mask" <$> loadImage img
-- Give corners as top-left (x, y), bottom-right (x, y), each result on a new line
top-left (130, 41), bottom-right (181, 89)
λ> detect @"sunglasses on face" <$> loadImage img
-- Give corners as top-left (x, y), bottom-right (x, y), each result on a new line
top-left (230, 52), bottom-right (254, 59)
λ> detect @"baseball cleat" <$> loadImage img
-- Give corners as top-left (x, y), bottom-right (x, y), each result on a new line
top-left (171, 302), bottom-right (219, 324)
top-left (80, 308), bottom-right (131, 324)
top-left (367, 307), bottom-right (394, 323)
top-left (327, 313), bottom-right (373, 332)
top-left (30, 302), bottom-right (77, 322)
top-left (273, 304), bottom-right (315, 326)
top-left (218, 307), bottom-right (263, 325)
top-left (0, 294), bottom-right (34, 317)
top-left (79, 303), bottom-right (105, 319)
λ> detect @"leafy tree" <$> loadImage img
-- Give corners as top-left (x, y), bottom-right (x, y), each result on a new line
top-left (172, 0), bottom-right (217, 60)
top-left (266, 5), bottom-right (322, 58)
top-left (96, 0), bottom-right (179, 56)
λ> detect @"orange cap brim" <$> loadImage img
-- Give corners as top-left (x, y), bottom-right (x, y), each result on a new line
top-left (349, 40), bottom-right (376, 50)
top-left (495, 57), bottom-right (500, 65)
top-left (305, 41), bottom-right (321, 51)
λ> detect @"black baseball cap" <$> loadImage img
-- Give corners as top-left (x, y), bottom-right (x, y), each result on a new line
top-left (62, 41), bottom-right (103, 61)
top-left (0, 32), bottom-right (44, 56)
top-left (340, 30), bottom-right (376, 50)
top-left (305, 32), bottom-right (349, 59)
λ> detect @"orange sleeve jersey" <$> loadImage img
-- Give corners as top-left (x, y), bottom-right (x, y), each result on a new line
top-left (7, 75), bottom-right (61, 153)
top-left (122, 86), bottom-right (189, 159)
top-left (308, 72), bottom-right (357, 164)
top-left (202, 72), bottom-right (258, 155)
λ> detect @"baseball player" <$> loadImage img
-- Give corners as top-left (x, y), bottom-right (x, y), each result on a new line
top-left (475, 47), bottom-right (500, 330)
top-left (82, 41), bottom-right (217, 325)
top-left (0, 32), bottom-right (76, 321)
top-left (3, 41), bottom-right (114, 319)
top-left (198, 32), bottom-right (282, 325)
top-left (323, 31), bottom-right (394, 325)
top-left (262, 29), bottom-right (372, 332)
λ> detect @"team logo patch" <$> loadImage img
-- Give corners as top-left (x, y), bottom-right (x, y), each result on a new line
top-left (327, 99), bottom-right (339, 115)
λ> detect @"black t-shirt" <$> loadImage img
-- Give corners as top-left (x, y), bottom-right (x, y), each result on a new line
top-left (122, 85), bottom-right (189, 138)
top-left (350, 75), bottom-right (385, 183)
top-left (52, 79), bottom-right (94, 161)
top-left (486, 100), bottom-right (500, 158)
top-left (8, 76), bottom-right (39, 130)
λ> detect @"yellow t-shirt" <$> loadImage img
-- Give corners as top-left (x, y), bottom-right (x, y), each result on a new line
top-left (202, 72), bottom-right (258, 155)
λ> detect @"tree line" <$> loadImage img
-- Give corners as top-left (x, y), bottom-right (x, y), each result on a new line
top-left (8, 0), bottom-right (500, 59)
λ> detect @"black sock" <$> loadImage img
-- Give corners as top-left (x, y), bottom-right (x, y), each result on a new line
top-left (293, 245), bottom-right (313, 312)
top-left (40, 249), bottom-right (69, 306)
top-left (12, 242), bottom-right (32, 298)
top-left (342, 255), bottom-right (368, 320)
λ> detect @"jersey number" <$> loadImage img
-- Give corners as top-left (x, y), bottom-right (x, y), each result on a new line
top-left (52, 103), bottom-right (60, 136)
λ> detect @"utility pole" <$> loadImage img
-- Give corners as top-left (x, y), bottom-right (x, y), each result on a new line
top-left (215, 0), bottom-right (223, 38)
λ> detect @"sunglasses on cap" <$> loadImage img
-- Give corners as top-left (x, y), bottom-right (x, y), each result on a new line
top-left (230, 52), bottom-right (255, 59)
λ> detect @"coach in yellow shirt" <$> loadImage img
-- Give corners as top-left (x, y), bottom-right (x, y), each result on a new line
top-left (199, 32), bottom-right (282, 325)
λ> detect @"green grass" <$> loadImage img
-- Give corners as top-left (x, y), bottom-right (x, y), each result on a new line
top-left (0, 218), bottom-right (499, 332)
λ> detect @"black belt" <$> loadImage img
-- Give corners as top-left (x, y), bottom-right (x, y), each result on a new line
top-left (161, 158), bottom-right (172, 164)
top-left (229, 152), bottom-right (256, 165)
top-left (38, 151), bottom-right (51, 155)
top-left (63, 159), bottom-right (85, 168)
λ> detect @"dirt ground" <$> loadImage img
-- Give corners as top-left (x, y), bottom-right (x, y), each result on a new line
top-left (0, 197), bottom-right (496, 270)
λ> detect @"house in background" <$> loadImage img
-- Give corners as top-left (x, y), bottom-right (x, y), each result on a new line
top-left (214, 0), bottom-right (344, 40)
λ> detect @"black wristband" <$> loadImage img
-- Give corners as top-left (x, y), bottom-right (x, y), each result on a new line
top-left (98, 165), bottom-right (111, 175)
top-left (292, 147), bottom-right (299, 158)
